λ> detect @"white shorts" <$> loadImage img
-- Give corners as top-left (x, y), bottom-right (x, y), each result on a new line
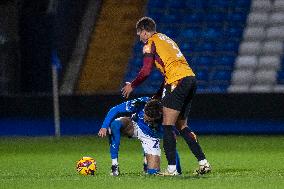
top-left (132, 121), bottom-right (161, 156)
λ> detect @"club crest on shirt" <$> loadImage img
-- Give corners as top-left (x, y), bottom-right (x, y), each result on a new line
top-left (143, 44), bottom-right (151, 54)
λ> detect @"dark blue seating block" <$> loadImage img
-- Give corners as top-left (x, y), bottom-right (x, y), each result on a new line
top-left (214, 56), bottom-right (235, 68)
top-left (179, 28), bottom-right (202, 41)
top-left (182, 13), bottom-right (203, 24)
top-left (224, 27), bottom-right (243, 39)
top-left (180, 42), bottom-right (195, 52)
top-left (195, 68), bottom-right (209, 81)
top-left (217, 40), bottom-right (240, 52)
top-left (196, 83), bottom-right (209, 93)
top-left (147, 0), bottom-right (167, 9)
top-left (230, 0), bottom-right (251, 9)
top-left (206, 0), bottom-right (230, 9)
top-left (185, 0), bottom-right (205, 9)
top-left (166, 1), bottom-right (186, 9)
top-left (194, 56), bottom-right (213, 67)
top-left (205, 13), bottom-right (225, 23)
top-left (160, 14), bottom-right (182, 24)
top-left (227, 12), bottom-right (247, 22)
top-left (210, 69), bottom-right (232, 81)
top-left (208, 83), bottom-right (229, 93)
top-left (198, 41), bottom-right (217, 52)
top-left (202, 28), bottom-right (222, 40)
top-left (160, 27), bottom-right (179, 39)
top-left (277, 71), bottom-right (284, 84)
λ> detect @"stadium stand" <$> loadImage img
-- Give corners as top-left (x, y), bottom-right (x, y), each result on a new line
top-left (229, 0), bottom-right (284, 93)
top-left (124, 0), bottom-right (251, 94)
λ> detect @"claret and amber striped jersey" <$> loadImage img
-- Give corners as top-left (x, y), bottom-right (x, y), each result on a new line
top-left (131, 33), bottom-right (195, 88)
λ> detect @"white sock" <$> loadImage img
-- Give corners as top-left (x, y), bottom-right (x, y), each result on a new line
top-left (112, 158), bottom-right (118, 165)
top-left (167, 165), bottom-right (176, 172)
top-left (199, 159), bottom-right (208, 166)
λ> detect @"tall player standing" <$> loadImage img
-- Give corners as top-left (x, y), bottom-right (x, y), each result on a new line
top-left (121, 17), bottom-right (211, 175)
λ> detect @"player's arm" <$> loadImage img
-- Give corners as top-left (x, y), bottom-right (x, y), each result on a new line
top-left (121, 42), bottom-right (155, 98)
top-left (98, 103), bottom-right (129, 137)
top-left (98, 98), bottom-right (148, 137)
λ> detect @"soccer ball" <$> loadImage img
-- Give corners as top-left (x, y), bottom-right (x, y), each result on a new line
top-left (76, 156), bottom-right (97, 175)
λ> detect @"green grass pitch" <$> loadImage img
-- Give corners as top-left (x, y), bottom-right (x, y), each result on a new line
top-left (0, 135), bottom-right (283, 189)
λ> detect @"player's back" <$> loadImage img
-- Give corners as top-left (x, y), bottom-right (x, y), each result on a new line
top-left (148, 33), bottom-right (195, 84)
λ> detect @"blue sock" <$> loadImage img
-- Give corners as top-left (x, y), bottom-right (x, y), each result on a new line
top-left (109, 120), bottom-right (123, 159)
top-left (176, 150), bottom-right (182, 174)
top-left (147, 168), bottom-right (160, 175)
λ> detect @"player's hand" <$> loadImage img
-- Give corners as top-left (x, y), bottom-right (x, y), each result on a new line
top-left (121, 82), bottom-right (133, 99)
top-left (98, 128), bottom-right (107, 137)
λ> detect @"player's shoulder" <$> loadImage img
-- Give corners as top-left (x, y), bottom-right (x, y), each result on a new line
top-left (125, 97), bottom-right (150, 111)
top-left (143, 40), bottom-right (153, 54)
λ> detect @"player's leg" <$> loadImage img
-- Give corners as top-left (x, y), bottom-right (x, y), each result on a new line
top-left (175, 78), bottom-right (211, 174)
top-left (145, 154), bottom-right (160, 174)
top-left (177, 119), bottom-right (211, 175)
top-left (161, 88), bottom-right (181, 174)
top-left (109, 117), bottom-right (133, 176)
top-left (161, 78), bottom-right (194, 175)
top-left (136, 126), bottom-right (161, 175)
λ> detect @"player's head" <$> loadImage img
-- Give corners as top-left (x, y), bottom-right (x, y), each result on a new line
top-left (136, 17), bottom-right (156, 43)
top-left (144, 99), bottom-right (162, 124)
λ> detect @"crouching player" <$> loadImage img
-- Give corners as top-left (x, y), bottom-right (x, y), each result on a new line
top-left (98, 97), bottom-right (181, 176)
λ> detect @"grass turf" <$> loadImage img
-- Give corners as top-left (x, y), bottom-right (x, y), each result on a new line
top-left (0, 135), bottom-right (283, 189)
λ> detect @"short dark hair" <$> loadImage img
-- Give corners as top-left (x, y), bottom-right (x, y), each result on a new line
top-left (144, 99), bottom-right (161, 120)
top-left (136, 17), bottom-right (156, 32)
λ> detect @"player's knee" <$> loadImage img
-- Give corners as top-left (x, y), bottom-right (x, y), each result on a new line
top-left (147, 168), bottom-right (160, 175)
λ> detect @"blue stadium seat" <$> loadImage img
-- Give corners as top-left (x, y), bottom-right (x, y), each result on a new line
top-left (230, 0), bottom-right (251, 10)
top-left (166, 1), bottom-right (186, 9)
top-left (196, 83), bottom-right (208, 93)
top-left (224, 27), bottom-right (243, 39)
top-left (206, 0), bottom-right (230, 9)
top-left (179, 28), bottom-right (201, 41)
top-left (277, 71), bottom-right (284, 84)
top-left (195, 68), bottom-right (209, 82)
top-left (160, 27), bottom-right (179, 38)
top-left (194, 56), bottom-right (213, 67)
top-left (147, 0), bottom-right (167, 9)
top-left (214, 56), bottom-right (235, 68)
top-left (205, 12), bottom-right (225, 23)
top-left (184, 0), bottom-right (204, 9)
top-left (227, 12), bottom-right (247, 23)
top-left (208, 83), bottom-right (228, 93)
top-left (180, 42), bottom-right (194, 52)
top-left (198, 41), bottom-right (217, 52)
top-left (217, 40), bottom-right (240, 52)
top-left (160, 14), bottom-right (182, 24)
top-left (182, 13), bottom-right (203, 25)
top-left (210, 69), bottom-right (232, 81)
top-left (202, 28), bottom-right (222, 40)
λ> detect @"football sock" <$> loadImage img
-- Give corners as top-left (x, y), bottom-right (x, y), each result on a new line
top-left (199, 159), bottom-right (208, 166)
top-left (112, 158), bottom-right (118, 166)
top-left (109, 120), bottom-right (123, 159)
top-left (176, 150), bottom-right (182, 174)
top-left (180, 127), bottom-right (206, 161)
top-left (147, 168), bottom-right (160, 175)
top-left (163, 125), bottom-right (176, 166)
top-left (167, 165), bottom-right (177, 172)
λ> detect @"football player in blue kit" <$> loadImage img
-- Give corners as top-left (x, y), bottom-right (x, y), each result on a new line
top-left (98, 97), bottom-right (182, 176)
